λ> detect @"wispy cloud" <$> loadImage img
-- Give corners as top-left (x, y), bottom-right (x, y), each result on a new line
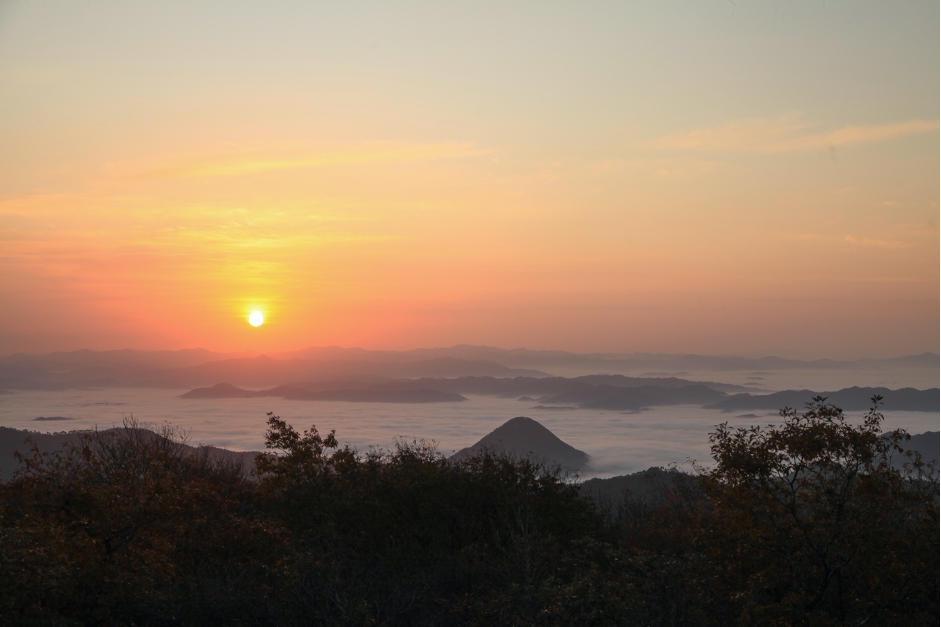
top-left (652, 115), bottom-right (938, 153)
top-left (587, 156), bottom-right (723, 178)
top-left (783, 232), bottom-right (918, 250)
top-left (843, 235), bottom-right (913, 249)
top-left (139, 141), bottom-right (484, 179)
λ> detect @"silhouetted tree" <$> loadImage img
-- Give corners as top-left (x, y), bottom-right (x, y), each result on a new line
top-left (701, 395), bottom-right (938, 624)
top-left (0, 405), bottom-right (935, 625)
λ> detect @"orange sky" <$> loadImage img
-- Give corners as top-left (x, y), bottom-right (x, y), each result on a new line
top-left (0, 1), bottom-right (937, 358)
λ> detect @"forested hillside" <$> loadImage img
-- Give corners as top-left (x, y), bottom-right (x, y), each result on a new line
top-left (0, 399), bottom-right (936, 625)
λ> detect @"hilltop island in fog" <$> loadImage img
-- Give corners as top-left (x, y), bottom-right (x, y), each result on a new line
top-left (2, 346), bottom-right (937, 417)
top-left (177, 378), bottom-right (939, 412)
top-left (2, 345), bottom-right (936, 484)
top-left (450, 416), bottom-right (590, 471)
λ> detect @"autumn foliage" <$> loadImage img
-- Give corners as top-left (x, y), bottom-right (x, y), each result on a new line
top-left (0, 401), bottom-right (936, 625)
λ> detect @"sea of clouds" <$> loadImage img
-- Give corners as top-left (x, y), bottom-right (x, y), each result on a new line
top-left (1, 389), bottom-right (936, 479)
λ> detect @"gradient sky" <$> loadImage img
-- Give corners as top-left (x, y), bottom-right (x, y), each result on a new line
top-left (0, 0), bottom-right (937, 358)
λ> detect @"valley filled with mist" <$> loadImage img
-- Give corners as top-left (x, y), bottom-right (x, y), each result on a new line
top-left (1, 345), bottom-right (937, 480)
top-left (2, 0), bottom-right (937, 622)
top-left (1, 344), bottom-right (937, 625)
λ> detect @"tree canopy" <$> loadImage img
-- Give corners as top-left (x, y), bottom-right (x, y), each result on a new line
top-left (0, 402), bottom-right (935, 625)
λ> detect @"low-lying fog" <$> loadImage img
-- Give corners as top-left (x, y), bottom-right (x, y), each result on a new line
top-left (625, 366), bottom-right (938, 395)
top-left (2, 389), bottom-right (936, 478)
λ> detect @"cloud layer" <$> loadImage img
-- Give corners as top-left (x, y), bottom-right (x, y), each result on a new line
top-left (140, 142), bottom-right (483, 179)
top-left (653, 116), bottom-right (938, 153)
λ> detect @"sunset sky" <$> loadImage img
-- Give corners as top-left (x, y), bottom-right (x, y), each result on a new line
top-left (0, 0), bottom-right (937, 358)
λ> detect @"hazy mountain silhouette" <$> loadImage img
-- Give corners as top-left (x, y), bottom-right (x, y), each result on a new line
top-left (330, 374), bottom-right (748, 397)
top-left (707, 386), bottom-right (939, 412)
top-left (176, 379), bottom-right (941, 412)
top-left (1, 346), bottom-right (936, 390)
top-left (274, 345), bottom-right (939, 377)
top-left (164, 356), bottom-right (547, 387)
top-left (0, 426), bottom-right (257, 482)
top-left (540, 384), bottom-right (726, 411)
top-left (179, 383), bottom-right (260, 398)
top-left (178, 375), bottom-right (742, 408)
top-left (579, 429), bottom-right (941, 499)
top-left (180, 383), bottom-right (466, 403)
top-left (450, 417), bottom-right (589, 471)
top-left (858, 352), bottom-right (939, 368)
top-left (5, 344), bottom-right (935, 414)
top-left (277, 389), bottom-right (467, 403)
top-left (569, 374), bottom-right (746, 393)
top-left (903, 431), bottom-right (939, 466)
top-left (0, 347), bottom-right (249, 371)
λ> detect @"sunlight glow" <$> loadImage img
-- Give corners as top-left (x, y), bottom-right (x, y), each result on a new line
top-left (0, 2), bottom-right (934, 356)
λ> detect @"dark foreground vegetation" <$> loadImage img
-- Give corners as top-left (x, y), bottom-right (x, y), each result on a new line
top-left (0, 398), bottom-right (936, 625)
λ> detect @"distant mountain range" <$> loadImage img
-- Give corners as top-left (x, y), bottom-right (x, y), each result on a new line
top-left (180, 383), bottom-right (466, 404)
top-left (1, 345), bottom-right (935, 412)
top-left (0, 353), bottom-right (547, 390)
top-left (707, 386), bottom-right (939, 412)
top-left (271, 345), bottom-right (939, 374)
top-left (176, 378), bottom-right (938, 413)
top-left (177, 375), bottom-right (748, 409)
top-left (538, 383), bottom-right (726, 410)
top-left (0, 346), bottom-right (936, 392)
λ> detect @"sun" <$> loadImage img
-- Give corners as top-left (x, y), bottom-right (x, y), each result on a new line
top-left (248, 311), bottom-right (264, 327)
